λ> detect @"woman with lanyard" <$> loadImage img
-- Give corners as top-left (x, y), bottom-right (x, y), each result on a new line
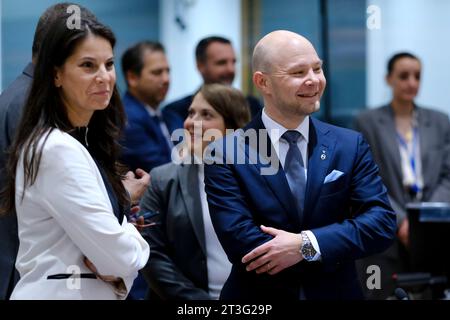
top-left (355, 52), bottom-right (450, 299)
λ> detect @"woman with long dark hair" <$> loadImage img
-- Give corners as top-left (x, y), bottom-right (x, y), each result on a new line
top-left (0, 13), bottom-right (149, 299)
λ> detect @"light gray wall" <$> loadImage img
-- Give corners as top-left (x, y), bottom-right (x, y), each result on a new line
top-left (160, 0), bottom-right (242, 105)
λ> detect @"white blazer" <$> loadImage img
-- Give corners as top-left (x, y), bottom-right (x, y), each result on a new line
top-left (11, 129), bottom-right (150, 300)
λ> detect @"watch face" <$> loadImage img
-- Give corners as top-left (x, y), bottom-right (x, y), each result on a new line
top-left (302, 242), bottom-right (316, 260)
top-left (301, 232), bottom-right (316, 261)
top-left (303, 245), bottom-right (314, 258)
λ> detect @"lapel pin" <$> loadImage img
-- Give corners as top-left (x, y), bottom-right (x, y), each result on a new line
top-left (321, 153), bottom-right (326, 160)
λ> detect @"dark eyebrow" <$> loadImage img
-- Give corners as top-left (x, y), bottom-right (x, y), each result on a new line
top-left (78, 56), bottom-right (115, 62)
top-left (79, 57), bottom-right (96, 61)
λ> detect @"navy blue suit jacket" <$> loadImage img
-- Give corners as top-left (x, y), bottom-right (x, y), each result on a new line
top-left (204, 114), bottom-right (396, 300)
top-left (0, 63), bottom-right (34, 299)
top-left (120, 92), bottom-right (183, 173)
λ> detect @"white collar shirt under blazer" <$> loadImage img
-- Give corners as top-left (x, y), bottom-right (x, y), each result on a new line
top-left (11, 129), bottom-right (150, 300)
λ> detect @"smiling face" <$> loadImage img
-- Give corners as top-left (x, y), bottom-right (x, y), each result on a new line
top-left (253, 32), bottom-right (326, 126)
top-left (387, 57), bottom-right (421, 104)
top-left (268, 54), bottom-right (325, 118)
top-left (183, 92), bottom-right (226, 155)
top-left (54, 34), bottom-right (115, 126)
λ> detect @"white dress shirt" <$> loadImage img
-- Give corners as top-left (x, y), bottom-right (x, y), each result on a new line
top-left (261, 109), bottom-right (321, 261)
top-left (198, 164), bottom-right (232, 299)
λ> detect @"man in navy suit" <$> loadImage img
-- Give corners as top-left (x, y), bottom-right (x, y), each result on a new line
top-left (164, 36), bottom-right (262, 121)
top-left (203, 30), bottom-right (397, 300)
top-left (121, 41), bottom-right (183, 174)
top-left (0, 62), bottom-right (31, 302)
top-left (120, 41), bottom-right (183, 299)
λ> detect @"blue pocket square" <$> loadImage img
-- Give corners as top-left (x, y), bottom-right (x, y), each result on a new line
top-left (324, 170), bottom-right (344, 184)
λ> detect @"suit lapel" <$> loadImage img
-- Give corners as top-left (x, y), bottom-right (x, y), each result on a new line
top-left (302, 119), bottom-right (335, 224)
top-left (126, 92), bottom-right (157, 135)
top-left (378, 105), bottom-right (403, 180)
top-left (162, 109), bottom-right (184, 135)
top-left (417, 107), bottom-right (432, 187)
top-left (126, 92), bottom-right (172, 153)
top-left (244, 115), bottom-right (301, 227)
top-left (178, 164), bottom-right (206, 255)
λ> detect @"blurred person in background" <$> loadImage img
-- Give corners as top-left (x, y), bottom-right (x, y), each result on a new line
top-left (120, 41), bottom-right (182, 174)
top-left (355, 52), bottom-right (450, 299)
top-left (164, 36), bottom-right (262, 122)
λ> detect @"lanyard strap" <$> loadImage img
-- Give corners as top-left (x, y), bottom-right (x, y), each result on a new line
top-left (397, 127), bottom-right (421, 193)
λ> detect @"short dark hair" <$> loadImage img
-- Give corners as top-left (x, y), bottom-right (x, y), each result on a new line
top-left (121, 41), bottom-right (165, 84)
top-left (195, 36), bottom-right (232, 64)
top-left (387, 52), bottom-right (420, 75)
top-left (32, 2), bottom-right (97, 59)
top-left (200, 84), bottom-right (250, 130)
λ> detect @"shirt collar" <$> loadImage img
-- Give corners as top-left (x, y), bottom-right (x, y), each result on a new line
top-left (145, 105), bottom-right (162, 118)
top-left (261, 108), bottom-right (309, 145)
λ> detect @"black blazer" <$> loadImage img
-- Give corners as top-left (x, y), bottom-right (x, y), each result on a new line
top-left (140, 163), bottom-right (211, 300)
top-left (0, 63), bottom-right (34, 299)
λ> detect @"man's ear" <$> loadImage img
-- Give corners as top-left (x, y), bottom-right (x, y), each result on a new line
top-left (197, 61), bottom-right (206, 78)
top-left (385, 74), bottom-right (392, 87)
top-left (253, 71), bottom-right (269, 94)
top-left (126, 71), bottom-right (140, 88)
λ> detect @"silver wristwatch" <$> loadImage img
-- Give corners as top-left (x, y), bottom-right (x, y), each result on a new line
top-left (300, 231), bottom-right (317, 262)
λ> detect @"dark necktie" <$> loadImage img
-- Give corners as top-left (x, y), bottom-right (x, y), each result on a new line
top-left (282, 130), bottom-right (306, 218)
top-left (152, 114), bottom-right (173, 150)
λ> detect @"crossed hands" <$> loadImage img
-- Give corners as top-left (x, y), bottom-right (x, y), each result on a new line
top-left (241, 225), bottom-right (303, 276)
top-left (83, 257), bottom-right (126, 297)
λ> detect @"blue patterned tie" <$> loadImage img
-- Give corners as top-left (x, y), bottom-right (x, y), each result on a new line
top-left (282, 130), bottom-right (306, 218)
